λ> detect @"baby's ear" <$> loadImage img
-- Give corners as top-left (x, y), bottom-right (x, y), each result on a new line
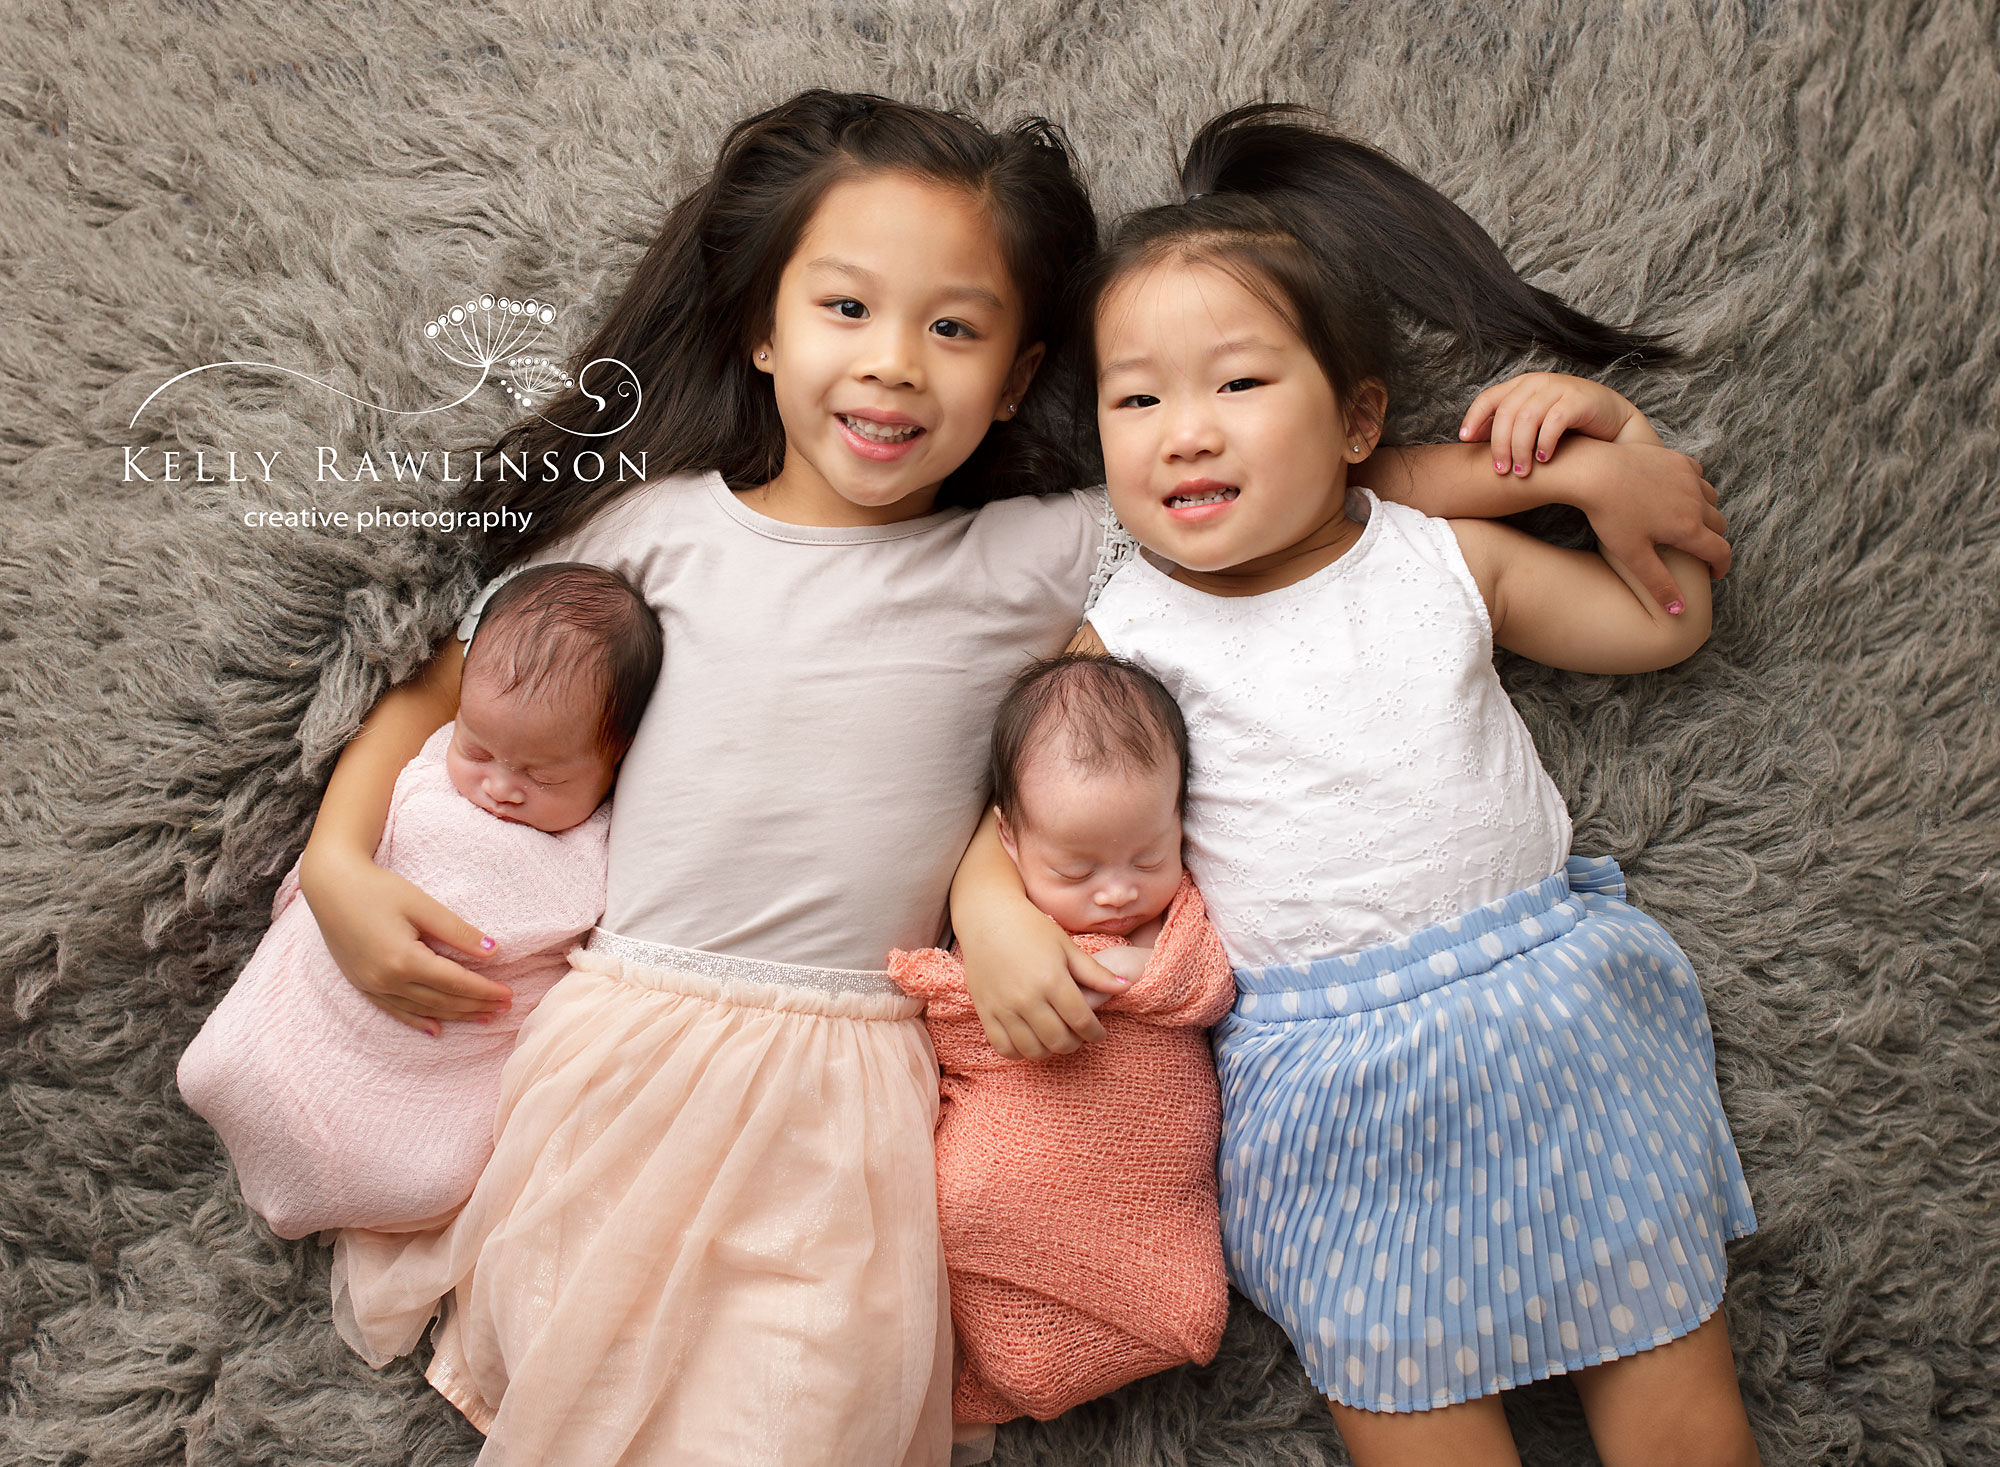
top-left (994, 806), bottom-right (1019, 860)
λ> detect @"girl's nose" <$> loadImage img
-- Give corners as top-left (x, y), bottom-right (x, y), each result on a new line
top-left (856, 322), bottom-right (924, 390)
top-left (1163, 401), bottom-right (1223, 460)
top-left (483, 772), bottom-right (525, 805)
top-left (1094, 880), bottom-right (1139, 909)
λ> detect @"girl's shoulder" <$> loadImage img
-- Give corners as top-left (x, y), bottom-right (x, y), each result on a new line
top-left (961, 486), bottom-right (1130, 602)
top-left (963, 484), bottom-right (1109, 535)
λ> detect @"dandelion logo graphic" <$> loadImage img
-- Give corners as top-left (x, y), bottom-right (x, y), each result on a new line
top-left (128, 291), bottom-right (640, 433)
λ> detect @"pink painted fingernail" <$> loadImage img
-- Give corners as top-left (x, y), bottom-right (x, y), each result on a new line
top-left (476, 1014), bottom-right (491, 1025)
top-left (1495, 459), bottom-right (1508, 473)
top-left (1536, 448), bottom-right (1549, 461)
top-left (1459, 426), bottom-right (1471, 439)
top-left (480, 937), bottom-right (495, 951)
top-left (1513, 462), bottom-right (1529, 476)
top-left (1667, 600), bottom-right (1685, 616)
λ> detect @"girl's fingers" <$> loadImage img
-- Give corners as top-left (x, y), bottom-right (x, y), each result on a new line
top-left (1686, 527), bottom-right (1733, 579)
top-left (408, 945), bottom-right (514, 1008)
top-left (364, 993), bottom-right (445, 1037)
top-left (1600, 529), bottom-right (1685, 614)
top-left (1009, 1010), bottom-right (1064, 1060)
top-left (1534, 402), bottom-right (1576, 466)
top-left (1458, 383), bottom-right (1507, 441)
top-left (1048, 982), bottom-right (1107, 1045)
top-left (1510, 398), bottom-right (1545, 475)
top-left (1702, 502), bottom-right (1728, 537)
top-left (1488, 398), bottom-right (1518, 472)
top-left (1625, 545), bottom-right (1689, 615)
top-left (1066, 949), bottom-right (1130, 995)
top-left (413, 895), bottom-right (496, 962)
top-left (1025, 1002), bottom-right (1085, 1056)
top-left (996, 1013), bottom-right (1043, 1061)
top-left (980, 1014), bottom-right (1022, 1060)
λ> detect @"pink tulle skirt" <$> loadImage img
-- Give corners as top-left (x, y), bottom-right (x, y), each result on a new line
top-left (330, 936), bottom-right (954, 1467)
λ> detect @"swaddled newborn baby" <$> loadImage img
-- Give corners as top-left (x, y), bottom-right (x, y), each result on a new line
top-left (178, 563), bottom-right (662, 1239)
top-left (889, 655), bottom-right (1234, 1437)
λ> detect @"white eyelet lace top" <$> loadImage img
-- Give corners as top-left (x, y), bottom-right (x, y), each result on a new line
top-left (1089, 487), bottom-right (1571, 971)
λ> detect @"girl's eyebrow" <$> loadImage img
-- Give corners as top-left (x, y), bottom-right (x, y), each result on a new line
top-left (1207, 335), bottom-right (1277, 358)
top-left (804, 256), bottom-right (1003, 312)
top-left (1101, 335), bottom-right (1279, 379)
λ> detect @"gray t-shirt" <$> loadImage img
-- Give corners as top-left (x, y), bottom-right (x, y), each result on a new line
top-left (459, 469), bottom-right (1127, 970)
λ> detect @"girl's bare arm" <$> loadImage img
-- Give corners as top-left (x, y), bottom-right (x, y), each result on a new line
top-left (1362, 374), bottom-right (1729, 616)
top-left (947, 620), bottom-right (1129, 1060)
top-left (1451, 519), bottom-right (1713, 674)
top-left (297, 636), bottom-right (513, 1035)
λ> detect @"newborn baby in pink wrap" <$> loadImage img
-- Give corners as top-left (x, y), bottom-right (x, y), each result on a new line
top-left (178, 563), bottom-right (662, 1240)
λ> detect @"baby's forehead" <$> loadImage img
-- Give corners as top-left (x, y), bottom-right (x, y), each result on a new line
top-left (458, 671), bottom-right (608, 761)
top-left (1013, 740), bottom-right (1180, 815)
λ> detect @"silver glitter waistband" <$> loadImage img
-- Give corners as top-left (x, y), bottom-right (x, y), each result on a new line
top-left (583, 928), bottom-right (905, 999)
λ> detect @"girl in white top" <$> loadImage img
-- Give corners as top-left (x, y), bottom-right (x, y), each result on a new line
top-left (952, 107), bottom-right (1757, 1467)
top-left (288, 92), bottom-right (1732, 1467)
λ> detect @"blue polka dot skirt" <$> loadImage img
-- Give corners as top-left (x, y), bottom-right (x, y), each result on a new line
top-left (1214, 856), bottom-right (1756, 1413)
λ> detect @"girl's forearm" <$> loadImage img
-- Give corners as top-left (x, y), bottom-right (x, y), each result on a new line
top-left (1364, 442), bottom-right (1585, 518)
top-left (298, 638), bottom-right (464, 899)
top-left (948, 805), bottom-right (1033, 944)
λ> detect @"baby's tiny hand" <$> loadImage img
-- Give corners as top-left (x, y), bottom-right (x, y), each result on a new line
top-left (1091, 945), bottom-right (1152, 985)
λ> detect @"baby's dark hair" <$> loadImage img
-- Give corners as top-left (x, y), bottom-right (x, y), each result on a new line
top-left (989, 654), bottom-right (1190, 831)
top-left (464, 563), bottom-right (663, 760)
top-left (462, 89), bottom-right (1098, 566)
top-left (1087, 105), bottom-right (1677, 436)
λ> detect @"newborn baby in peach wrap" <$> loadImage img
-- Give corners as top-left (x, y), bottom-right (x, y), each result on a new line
top-left (889, 655), bottom-right (1234, 1448)
top-left (178, 564), bottom-right (661, 1239)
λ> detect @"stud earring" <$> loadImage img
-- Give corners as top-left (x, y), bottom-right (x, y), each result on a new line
top-left (757, 350), bottom-right (768, 361)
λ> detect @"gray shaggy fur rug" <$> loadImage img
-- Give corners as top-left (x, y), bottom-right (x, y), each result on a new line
top-left (2, 1), bottom-right (1995, 1463)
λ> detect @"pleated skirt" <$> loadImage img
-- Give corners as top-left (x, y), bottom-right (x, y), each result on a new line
top-left (329, 932), bottom-right (955, 1467)
top-left (1214, 856), bottom-right (1756, 1413)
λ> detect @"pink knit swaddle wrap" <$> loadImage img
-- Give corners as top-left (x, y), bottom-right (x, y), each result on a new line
top-left (177, 723), bottom-right (610, 1239)
top-left (889, 873), bottom-right (1235, 1424)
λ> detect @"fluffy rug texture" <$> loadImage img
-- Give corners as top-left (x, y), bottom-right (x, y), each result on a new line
top-left (2, 0), bottom-right (1995, 1463)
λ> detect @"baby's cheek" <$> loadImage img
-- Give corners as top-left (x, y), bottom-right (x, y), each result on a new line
top-left (444, 756), bottom-right (483, 807)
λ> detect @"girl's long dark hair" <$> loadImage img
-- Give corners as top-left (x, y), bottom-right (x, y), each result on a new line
top-left (460, 90), bottom-right (1097, 565)
top-left (1088, 105), bottom-right (1677, 430)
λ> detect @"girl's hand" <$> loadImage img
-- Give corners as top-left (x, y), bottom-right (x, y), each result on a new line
top-left (1573, 439), bottom-right (1731, 592)
top-left (958, 899), bottom-right (1128, 1059)
top-left (1542, 438), bottom-right (1732, 614)
top-left (1459, 372), bottom-right (1644, 475)
top-left (301, 845), bottom-right (513, 1037)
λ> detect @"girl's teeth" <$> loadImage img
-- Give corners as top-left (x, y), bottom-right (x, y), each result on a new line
top-left (1168, 487), bottom-right (1240, 508)
top-left (842, 415), bottom-right (921, 444)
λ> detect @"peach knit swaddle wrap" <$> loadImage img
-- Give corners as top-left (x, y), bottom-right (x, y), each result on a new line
top-left (889, 873), bottom-right (1235, 1424)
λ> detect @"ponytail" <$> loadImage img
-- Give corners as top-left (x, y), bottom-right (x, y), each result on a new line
top-left (1090, 104), bottom-right (1676, 423)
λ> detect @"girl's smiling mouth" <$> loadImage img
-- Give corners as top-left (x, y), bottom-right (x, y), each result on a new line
top-left (837, 410), bottom-right (927, 460)
top-left (1165, 479), bottom-right (1241, 519)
